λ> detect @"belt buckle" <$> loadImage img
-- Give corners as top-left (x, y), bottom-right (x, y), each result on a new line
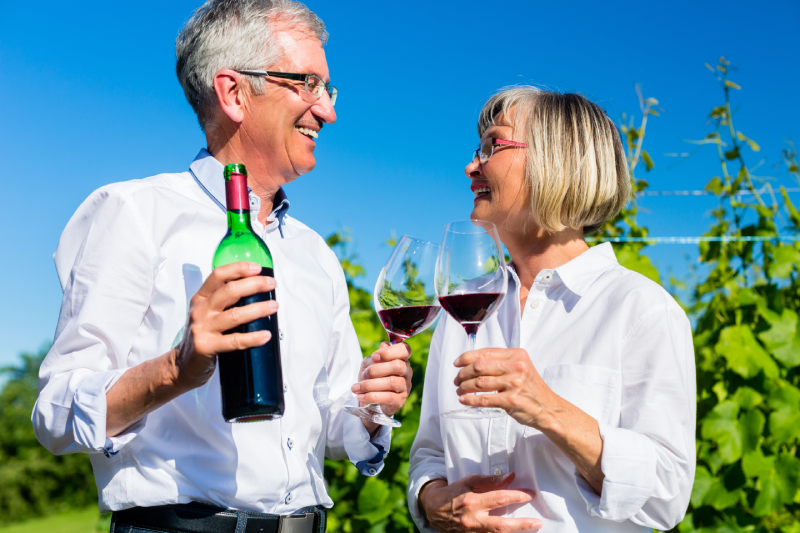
top-left (278, 513), bottom-right (316, 533)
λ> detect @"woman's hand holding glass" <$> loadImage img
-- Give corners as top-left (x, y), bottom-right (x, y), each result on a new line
top-left (454, 346), bottom-right (606, 493)
top-left (453, 347), bottom-right (556, 427)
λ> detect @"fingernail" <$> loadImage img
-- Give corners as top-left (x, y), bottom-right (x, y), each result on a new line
top-left (265, 277), bottom-right (276, 289)
top-left (458, 396), bottom-right (466, 404)
top-left (357, 394), bottom-right (365, 401)
top-left (249, 262), bottom-right (262, 272)
top-left (351, 383), bottom-right (361, 393)
top-left (360, 370), bottom-right (368, 380)
top-left (268, 301), bottom-right (279, 310)
top-left (262, 330), bottom-right (272, 341)
top-left (372, 353), bottom-right (381, 362)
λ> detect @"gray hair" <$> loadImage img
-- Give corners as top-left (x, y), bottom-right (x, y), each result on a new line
top-left (176, 0), bottom-right (328, 130)
top-left (478, 86), bottom-right (631, 234)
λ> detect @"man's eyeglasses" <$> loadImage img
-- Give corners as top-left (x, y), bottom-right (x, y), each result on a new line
top-left (474, 137), bottom-right (527, 164)
top-left (236, 70), bottom-right (337, 106)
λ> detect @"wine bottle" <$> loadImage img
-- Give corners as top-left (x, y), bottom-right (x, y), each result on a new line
top-left (212, 163), bottom-right (284, 422)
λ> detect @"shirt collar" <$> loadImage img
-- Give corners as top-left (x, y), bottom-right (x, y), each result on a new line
top-left (552, 242), bottom-right (618, 297)
top-left (189, 148), bottom-right (291, 237)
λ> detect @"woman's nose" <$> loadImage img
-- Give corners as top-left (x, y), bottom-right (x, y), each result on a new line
top-left (465, 157), bottom-right (481, 178)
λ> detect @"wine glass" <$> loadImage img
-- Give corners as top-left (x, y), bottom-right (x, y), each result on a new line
top-left (344, 236), bottom-right (442, 427)
top-left (435, 220), bottom-right (508, 419)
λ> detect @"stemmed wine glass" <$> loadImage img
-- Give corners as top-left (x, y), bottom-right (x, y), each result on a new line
top-left (344, 236), bottom-right (442, 427)
top-left (435, 220), bottom-right (508, 419)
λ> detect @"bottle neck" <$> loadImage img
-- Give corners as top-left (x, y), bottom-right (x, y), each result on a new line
top-left (227, 209), bottom-right (253, 231)
top-left (225, 172), bottom-right (253, 231)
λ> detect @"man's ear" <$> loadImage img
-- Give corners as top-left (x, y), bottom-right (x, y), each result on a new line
top-left (213, 69), bottom-right (247, 124)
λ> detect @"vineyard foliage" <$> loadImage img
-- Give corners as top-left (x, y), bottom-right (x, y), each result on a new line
top-left (678, 58), bottom-right (800, 533)
top-left (0, 57), bottom-right (798, 533)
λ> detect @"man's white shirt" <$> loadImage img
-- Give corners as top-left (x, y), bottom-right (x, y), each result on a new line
top-left (408, 243), bottom-right (696, 532)
top-left (33, 149), bottom-right (390, 513)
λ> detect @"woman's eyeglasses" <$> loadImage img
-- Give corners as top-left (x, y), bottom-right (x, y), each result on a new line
top-left (473, 137), bottom-right (527, 164)
top-left (236, 70), bottom-right (337, 106)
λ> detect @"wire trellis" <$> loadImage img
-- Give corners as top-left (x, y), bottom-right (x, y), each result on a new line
top-left (638, 187), bottom-right (800, 197)
top-left (589, 235), bottom-right (800, 244)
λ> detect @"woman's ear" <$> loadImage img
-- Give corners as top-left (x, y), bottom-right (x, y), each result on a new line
top-left (213, 69), bottom-right (247, 124)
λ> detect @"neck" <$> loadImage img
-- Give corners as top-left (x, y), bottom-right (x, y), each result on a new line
top-left (502, 225), bottom-right (589, 290)
top-left (208, 127), bottom-right (285, 226)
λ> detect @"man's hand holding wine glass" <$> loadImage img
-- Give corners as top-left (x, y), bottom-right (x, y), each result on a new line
top-left (352, 342), bottom-right (413, 422)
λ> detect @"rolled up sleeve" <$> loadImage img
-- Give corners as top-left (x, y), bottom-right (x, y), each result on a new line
top-left (32, 188), bottom-right (156, 457)
top-left (575, 303), bottom-right (696, 529)
top-left (323, 254), bottom-right (391, 475)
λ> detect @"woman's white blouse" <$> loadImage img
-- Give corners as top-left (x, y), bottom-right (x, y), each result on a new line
top-left (408, 243), bottom-right (696, 532)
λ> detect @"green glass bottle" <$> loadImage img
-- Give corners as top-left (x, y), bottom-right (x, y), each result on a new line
top-left (213, 163), bottom-right (284, 422)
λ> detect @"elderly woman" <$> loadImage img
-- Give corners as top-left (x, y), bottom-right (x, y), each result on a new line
top-left (407, 87), bottom-right (695, 533)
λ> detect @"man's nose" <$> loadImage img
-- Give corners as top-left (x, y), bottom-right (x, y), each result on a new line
top-left (312, 93), bottom-right (336, 124)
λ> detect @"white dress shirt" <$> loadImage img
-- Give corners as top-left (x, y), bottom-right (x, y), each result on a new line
top-left (408, 243), bottom-right (695, 532)
top-left (33, 149), bottom-right (390, 514)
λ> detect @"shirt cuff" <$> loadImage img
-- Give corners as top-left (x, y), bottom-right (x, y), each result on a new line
top-left (342, 409), bottom-right (392, 476)
top-left (575, 422), bottom-right (656, 521)
top-left (407, 471), bottom-right (446, 532)
top-left (72, 370), bottom-right (145, 457)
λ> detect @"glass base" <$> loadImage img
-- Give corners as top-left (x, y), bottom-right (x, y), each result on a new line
top-left (344, 405), bottom-right (402, 428)
top-left (441, 407), bottom-right (506, 419)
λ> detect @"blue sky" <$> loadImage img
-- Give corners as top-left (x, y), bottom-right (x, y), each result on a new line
top-left (1, 0), bottom-right (798, 368)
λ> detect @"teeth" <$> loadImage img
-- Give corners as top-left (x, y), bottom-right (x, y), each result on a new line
top-left (473, 187), bottom-right (491, 198)
top-left (295, 126), bottom-right (318, 139)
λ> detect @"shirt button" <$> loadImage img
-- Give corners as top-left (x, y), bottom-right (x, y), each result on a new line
top-left (529, 299), bottom-right (540, 309)
top-left (494, 468), bottom-right (503, 476)
top-left (279, 329), bottom-right (284, 340)
top-left (287, 438), bottom-right (294, 450)
top-left (285, 493), bottom-right (293, 504)
top-left (368, 467), bottom-right (377, 475)
top-left (283, 384), bottom-right (288, 393)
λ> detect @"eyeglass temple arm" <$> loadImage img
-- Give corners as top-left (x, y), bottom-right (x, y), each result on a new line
top-left (236, 70), bottom-right (307, 82)
top-left (493, 138), bottom-right (527, 148)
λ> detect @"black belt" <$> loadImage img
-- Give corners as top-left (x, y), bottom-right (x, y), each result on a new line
top-left (110, 502), bottom-right (325, 533)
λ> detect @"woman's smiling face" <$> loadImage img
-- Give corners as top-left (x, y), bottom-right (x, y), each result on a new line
top-left (465, 119), bottom-right (532, 238)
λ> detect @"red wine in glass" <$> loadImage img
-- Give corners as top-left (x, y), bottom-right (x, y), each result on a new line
top-left (438, 293), bottom-right (503, 336)
top-left (435, 220), bottom-right (508, 419)
top-left (378, 305), bottom-right (441, 344)
top-left (344, 236), bottom-right (441, 427)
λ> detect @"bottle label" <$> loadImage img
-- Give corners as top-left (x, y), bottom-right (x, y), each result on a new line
top-left (225, 173), bottom-right (249, 211)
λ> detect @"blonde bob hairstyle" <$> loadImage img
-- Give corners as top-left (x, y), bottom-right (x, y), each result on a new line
top-left (478, 86), bottom-right (631, 234)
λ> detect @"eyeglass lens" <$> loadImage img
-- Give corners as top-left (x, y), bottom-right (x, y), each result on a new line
top-left (479, 138), bottom-right (494, 164)
top-left (305, 75), bottom-right (337, 106)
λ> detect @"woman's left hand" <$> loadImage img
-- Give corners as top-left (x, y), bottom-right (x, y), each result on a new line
top-left (454, 347), bottom-right (556, 430)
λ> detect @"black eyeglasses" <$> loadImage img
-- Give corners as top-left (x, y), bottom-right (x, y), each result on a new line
top-left (236, 70), bottom-right (337, 106)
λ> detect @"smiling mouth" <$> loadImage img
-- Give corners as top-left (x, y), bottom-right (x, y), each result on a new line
top-left (473, 187), bottom-right (491, 198)
top-left (295, 126), bottom-right (318, 139)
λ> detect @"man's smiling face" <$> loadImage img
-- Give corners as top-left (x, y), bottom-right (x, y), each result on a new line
top-left (241, 27), bottom-right (336, 184)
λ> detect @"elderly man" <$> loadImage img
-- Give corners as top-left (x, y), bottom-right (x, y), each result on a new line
top-left (32, 1), bottom-right (411, 532)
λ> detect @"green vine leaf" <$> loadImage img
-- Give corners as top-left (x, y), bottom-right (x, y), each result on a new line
top-left (701, 400), bottom-right (743, 464)
top-left (753, 454), bottom-right (800, 517)
top-left (757, 308), bottom-right (800, 367)
top-left (715, 325), bottom-right (779, 379)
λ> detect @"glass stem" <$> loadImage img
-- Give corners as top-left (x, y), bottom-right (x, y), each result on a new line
top-left (469, 331), bottom-right (478, 405)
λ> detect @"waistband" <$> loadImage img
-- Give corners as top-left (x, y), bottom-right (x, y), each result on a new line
top-left (110, 501), bottom-right (326, 533)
